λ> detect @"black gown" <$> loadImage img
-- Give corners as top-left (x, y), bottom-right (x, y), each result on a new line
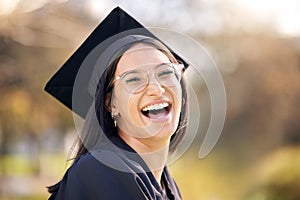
top-left (48, 135), bottom-right (182, 200)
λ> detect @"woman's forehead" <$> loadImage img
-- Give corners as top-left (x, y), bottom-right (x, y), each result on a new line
top-left (116, 43), bottom-right (170, 75)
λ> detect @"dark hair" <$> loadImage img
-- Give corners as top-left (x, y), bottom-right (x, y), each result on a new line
top-left (48, 37), bottom-right (188, 193)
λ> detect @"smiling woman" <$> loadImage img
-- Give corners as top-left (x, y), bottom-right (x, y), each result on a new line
top-left (45, 7), bottom-right (189, 200)
top-left (109, 43), bottom-right (184, 140)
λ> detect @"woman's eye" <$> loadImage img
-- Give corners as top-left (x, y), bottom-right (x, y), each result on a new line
top-left (125, 77), bottom-right (141, 83)
top-left (158, 70), bottom-right (173, 77)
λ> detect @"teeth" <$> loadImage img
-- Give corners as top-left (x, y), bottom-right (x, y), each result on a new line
top-left (142, 103), bottom-right (169, 112)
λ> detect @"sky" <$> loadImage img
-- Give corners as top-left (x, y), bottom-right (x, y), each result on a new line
top-left (0, 0), bottom-right (299, 37)
top-left (232, 0), bottom-right (300, 36)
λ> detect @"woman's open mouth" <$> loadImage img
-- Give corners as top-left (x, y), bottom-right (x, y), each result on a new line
top-left (141, 102), bottom-right (171, 120)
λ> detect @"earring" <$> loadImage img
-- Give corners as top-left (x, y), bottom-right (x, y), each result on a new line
top-left (111, 114), bottom-right (117, 127)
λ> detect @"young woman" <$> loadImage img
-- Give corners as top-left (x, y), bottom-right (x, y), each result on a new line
top-left (47, 35), bottom-right (188, 200)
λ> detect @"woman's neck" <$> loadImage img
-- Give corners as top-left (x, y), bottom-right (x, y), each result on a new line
top-left (118, 131), bottom-right (170, 185)
top-left (139, 145), bottom-right (169, 185)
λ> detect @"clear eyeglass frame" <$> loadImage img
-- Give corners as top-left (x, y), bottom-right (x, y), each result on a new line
top-left (110, 62), bottom-right (184, 94)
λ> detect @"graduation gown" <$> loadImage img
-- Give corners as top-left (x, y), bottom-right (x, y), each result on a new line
top-left (48, 135), bottom-right (182, 200)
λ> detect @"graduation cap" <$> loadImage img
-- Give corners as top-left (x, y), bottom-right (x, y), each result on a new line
top-left (45, 7), bottom-right (188, 118)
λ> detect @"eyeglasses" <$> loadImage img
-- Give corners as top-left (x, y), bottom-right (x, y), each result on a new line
top-left (111, 63), bottom-right (184, 94)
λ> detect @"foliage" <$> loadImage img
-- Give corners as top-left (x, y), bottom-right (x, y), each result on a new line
top-left (0, 1), bottom-right (300, 199)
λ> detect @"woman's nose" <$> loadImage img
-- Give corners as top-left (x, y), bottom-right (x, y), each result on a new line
top-left (145, 75), bottom-right (165, 96)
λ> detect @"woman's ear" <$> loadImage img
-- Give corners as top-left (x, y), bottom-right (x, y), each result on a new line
top-left (105, 92), bottom-right (112, 112)
top-left (105, 92), bottom-right (119, 116)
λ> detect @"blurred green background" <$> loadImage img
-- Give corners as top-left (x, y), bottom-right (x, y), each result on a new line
top-left (0, 0), bottom-right (300, 199)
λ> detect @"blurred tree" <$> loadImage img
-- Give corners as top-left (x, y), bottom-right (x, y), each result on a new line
top-left (0, 2), bottom-right (94, 177)
top-left (202, 33), bottom-right (300, 162)
top-left (0, 0), bottom-right (300, 199)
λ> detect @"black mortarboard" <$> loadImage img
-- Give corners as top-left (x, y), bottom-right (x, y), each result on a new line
top-left (45, 7), bottom-right (188, 118)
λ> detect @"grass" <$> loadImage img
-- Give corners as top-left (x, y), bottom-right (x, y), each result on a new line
top-left (0, 153), bottom-right (69, 200)
top-left (1, 146), bottom-right (300, 200)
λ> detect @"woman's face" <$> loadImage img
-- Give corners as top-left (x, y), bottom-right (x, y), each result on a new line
top-left (110, 43), bottom-right (182, 141)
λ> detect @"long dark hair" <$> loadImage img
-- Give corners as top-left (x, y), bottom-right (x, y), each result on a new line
top-left (48, 36), bottom-right (188, 193)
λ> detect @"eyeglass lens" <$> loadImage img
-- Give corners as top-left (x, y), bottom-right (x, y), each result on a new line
top-left (120, 64), bottom-right (181, 93)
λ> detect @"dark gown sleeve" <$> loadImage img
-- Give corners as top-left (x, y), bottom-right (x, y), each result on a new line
top-left (48, 153), bottom-right (150, 200)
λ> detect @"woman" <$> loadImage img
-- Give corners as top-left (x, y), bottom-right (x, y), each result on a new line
top-left (47, 34), bottom-right (188, 199)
